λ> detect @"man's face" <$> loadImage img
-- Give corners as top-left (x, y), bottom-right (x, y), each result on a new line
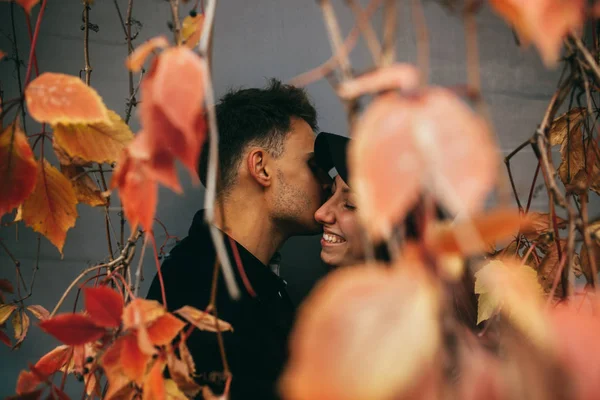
top-left (270, 117), bottom-right (328, 236)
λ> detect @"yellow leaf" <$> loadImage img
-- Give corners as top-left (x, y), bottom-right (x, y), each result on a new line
top-left (25, 72), bottom-right (110, 125)
top-left (181, 14), bottom-right (205, 49)
top-left (165, 379), bottom-right (188, 400)
top-left (0, 304), bottom-right (17, 325)
top-left (27, 305), bottom-right (50, 320)
top-left (0, 122), bottom-right (38, 218)
top-left (12, 310), bottom-right (29, 347)
top-left (53, 110), bottom-right (134, 165)
top-left (475, 259), bottom-right (548, 345)
top-left (61, 165), bottom-right (107, 207)
top-left (174, 305), bottom-right (233, 332)
top-left (22, 160), bottom-right (78, 255)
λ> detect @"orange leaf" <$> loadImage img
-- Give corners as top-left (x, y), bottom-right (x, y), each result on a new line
top-left (0, 329), bottom-right (11, 347)
top-left (100, 336), bottom-right (124, 374)
top-left (21, 160), bottom-right (78, 255)
top-left (16, 370), bottom-right (40, 395)
top-left (26, 305), bottom-right (50, 320)
top-left (489, 0), bottom-right (585, 66)
top-left (126, 36), bottom-right (169, 72)
top-left (122, 298), bottom-right (165, 330)
top-left (281, 265), bottom-right (440, 400)
top-left (34, 345), bottom-right (71, 376)
top-left (39, 314), bottom-right (106, 345)
top-left (181, 13), bottom-right (205, 49)
top-left (0, 304), bottom-right (18, 324)
top-left (141, 47), bottom-right (206, 177)
top-left (143, 361), bottom-right (166, 400)
top-left (61, 165), bottom-right (107, 207)
top-left (174, 305), bottom-right (233, 332)
top-left (121, 333), bottom-right (151, 384)
top-left (0, 50), bottom-right (6, 60)
top-left (25, 72), bottom-right (109, 125)
top-left (84, 286), bottom-right (124, 328)
top-left (16, 0), bottom-right (40, 14)
top-left (52, 110), bottom-right (134, 164)
top-left (349, 85), bottom-right (497, 239)
top-left (147, 313), bottom-right (186, 346)
top-left (0, 123), bottom-right (38, 218)
top-left (110, 148), bottom-right (158, 230)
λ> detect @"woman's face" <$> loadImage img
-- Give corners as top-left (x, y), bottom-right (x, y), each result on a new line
top-left (314, 175), bottom-right (365, 267)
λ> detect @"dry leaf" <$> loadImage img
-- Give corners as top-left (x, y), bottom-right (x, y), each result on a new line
top-left (166, 352), bottom-right (201, 397)
top-left (83, 286), bottom-right (124, 328)
top-left (52, 110), bottom-right (134, 165)
top-left (537, 241), bottom-right (565, 296)
top-left (12, 311), bottom-right (30, 347)
top-left (281, 265), bottom-right (440, 400)
top-left (181, 13), bottom-right (205, 49)
top-left (21, 160), bottom-right (78, 255)
top-left (524, 212), bottom-right (567, 240)
top-left (489, 0), bottom-right (585, 66)
top-left (25, 73), bottom-right (109, 125)
top-left (39, 313), bottom-right (106, 346)
top-left (580, 239), bottom-right (600, 286)
top-left (61, 165), bottom-right (107, 207)
top-left (349, 85), bottom-right (497, 239)
top-left (475, 259), bottom-right (548, 346)
top-left (558, 128), bottom-right (600, 194)
top-left (0, 123), bottom-right (38, 218)
top-left (126, 36), bottom-right (169, 72)
top-left (548, 107), bottom-right (586, 146)
top-left (338, 63), bottom-right (421, 99)
top-left (174, 305), bottom-right (233, 332)
top-left (26, 305), bottom-right (50, 321)
top-left (0, 304), bottom-right (17, 325)
top-left (178, 339), bottom-right (195, 375)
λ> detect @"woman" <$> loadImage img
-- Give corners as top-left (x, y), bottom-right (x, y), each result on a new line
top-left (313, 131), bottom-right (419, 268)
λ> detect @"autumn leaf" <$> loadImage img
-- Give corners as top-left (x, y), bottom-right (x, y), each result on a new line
top-left (52, 110), bottom-right (134, 165)
top-left (15, 370), bottom-right (40, 395)
top-left (126, 36), bottom-right (169, 72)
top-left (181, 13), bottom-right (205, 49)
top-left (0, 50), bottom-right (5, 60)
top-left (488, 0), bottom-right (585, 66)
top-left (121, 333), bottom-right (151, 384)
top-left (122, 298), bottom-right (165, 330)
top-left (84, 286), bottom-right (124, 328)
top-left (558, 128), bottom-right (600, 195)
top-left (0, 123), bottom-right (38, 218)
top-left (548, 107), bottom-right (587, 146)
top-left (281, 265), bottom-right (440, 400)
top-left (0, 304), bottom-right (17, 325)
top-left (474, 259), bottom-right (548, 346)
top-left (147, 313), bottom-right (186, 346)
top-left (21, 160), bottom-right (78, 255)
top-left (26, 305), bottom-right (50, 321)
top-left (0, 278), bottom-right (14, 294)
top-left (34, 345), bottom-right (71, 376)
top-left (166, 352), bottom-right (201, 398)
top-left (537, 241), bottom-right (567, 295)
top-left (143, 361), bottom-right (166, 400)
top-left (523, 212), bottom-right (567, 240)
top-left (110, 148), bottom-right (158, 231)
top-left (39, 314), bottom-right (106, 345)
top-left (15, 0), bottom-right (40, 14)
top-left (165, 379), bottom-right (188, 400)
top-left (0, 329), bottom-right (11, 347)
top-left (174, 305), bottom-right (233, 333)
top-left (338, 63), bottom-right (421, 99)
top-left (348, 84), bottom-right (497, 239)
top-left (60, 165), bottom-right (107, 207)
top-left (178, 339), bottom-right (195, 375)
top-left (12, 311), bottom-right (30, 347)
top-left (25, 72), bottom-right (110, 125)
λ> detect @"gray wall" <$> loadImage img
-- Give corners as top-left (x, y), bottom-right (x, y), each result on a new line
top-left (0, 0), bottom-right (588, 396)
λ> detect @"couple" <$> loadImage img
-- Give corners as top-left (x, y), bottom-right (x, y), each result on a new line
top-left (147, 79), bottom-right (384, 399)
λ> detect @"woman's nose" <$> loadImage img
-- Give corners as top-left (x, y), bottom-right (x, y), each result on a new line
top-left (315, 200), bottom-right (335, 225)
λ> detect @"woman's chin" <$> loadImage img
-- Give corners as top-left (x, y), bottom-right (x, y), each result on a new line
top-left (320, 249), bottom-right (342, 268)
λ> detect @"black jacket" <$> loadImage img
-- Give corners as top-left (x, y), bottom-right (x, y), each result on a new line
top-left (146, 210), bottom-right (296, 399)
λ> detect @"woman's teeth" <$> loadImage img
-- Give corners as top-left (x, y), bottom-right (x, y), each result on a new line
top-left (323, 233), bottom-right (346, 243)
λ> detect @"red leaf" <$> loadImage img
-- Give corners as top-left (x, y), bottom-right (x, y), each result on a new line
top-left (25, 72), bottom-right (109, 125)
top-left (84, 285), bottom-right (124, 328)
top-left (121, 333), bottom-right (151, 384)
top-left (100, 336), bottom-right (124, 374)
top-left (16, 0), bottom-right (40, 14)
top-left (16, 370), bottom-right (40, 395)
top-left (0, 329), bottom-right (12, 347)
top-left (0, 122), bottom-right (38, 218)
top-left (0, 50), bottom-right (5, 61)
top-left (34, 345), bottom-right (72, 376)
top-left (147, 313), bottom-right (186, 346)
top-left (0, 278), bottom-right (15, 293)
top-left (143, 361), bottom-right (166, 400)
top-left (6, 389), bottom-right (43, 400)
top-left (39, 314), bottom-right (106, 345)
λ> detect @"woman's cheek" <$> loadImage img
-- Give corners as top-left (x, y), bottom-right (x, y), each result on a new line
top-left (338, 211), bottom-right (365, 260)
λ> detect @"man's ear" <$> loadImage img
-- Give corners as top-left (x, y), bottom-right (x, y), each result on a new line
top-left (246, 149), bottom-right (271, 187)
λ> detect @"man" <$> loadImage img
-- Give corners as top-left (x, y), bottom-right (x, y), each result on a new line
top-left (146, 79), bottom-right (327, 399)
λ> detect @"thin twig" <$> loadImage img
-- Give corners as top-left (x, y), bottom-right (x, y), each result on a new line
top-left (345, 0), bottom-right (381, 63)
top-left (381, 0), bottom-right (398, 67)
top-left (319, 0), bottom-right (353, 81)
top-left (83, 4), bottom-right (93, 85)
top-left (169, 0), bottom-right (182, 45)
